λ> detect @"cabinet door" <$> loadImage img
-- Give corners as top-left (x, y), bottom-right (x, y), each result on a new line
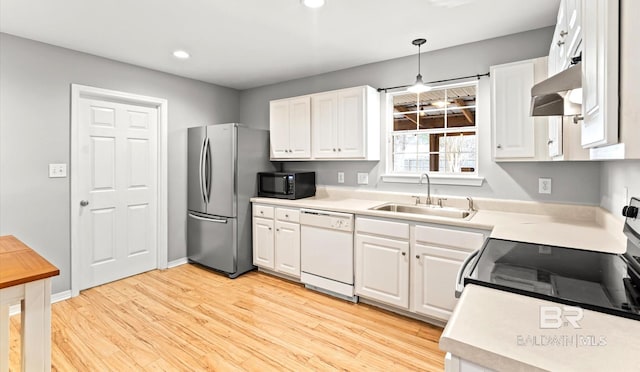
top-left (565, 0), bottom-right (582, 61)
top-left (275, 220), bottom-right (300, 278)
top-left (269, 100), bottom-right (291, 159)
top-left (581, 0), bottom-right (619, 148)
top-left (337, 87), bottom-right (365, 158)
top-left (253, 217), bottom-right (274, 269)
top-left (312, 92), bottom-right (339, 158)
top-left (548, 116), bottom-right (563, 157)
top-left (412, 244), bottom-right (470, 320)
top-left (289, 97), bottom-right (311, 158)
top-left (355, 233), bottom-right (409, 309)
top-left (554, 0), bottom-right (569, 69)
top-left (491, 60), bottom-right (535, 159)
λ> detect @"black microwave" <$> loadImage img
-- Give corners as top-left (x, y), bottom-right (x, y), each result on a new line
top-left (257, 172), bottom-right (316, 199)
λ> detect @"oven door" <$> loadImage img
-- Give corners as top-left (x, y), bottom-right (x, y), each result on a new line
top-left (259, 174), bottom-right (291, 196)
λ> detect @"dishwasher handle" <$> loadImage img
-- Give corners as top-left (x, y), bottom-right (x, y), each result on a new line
top-left (300, 208), bottom-right (353, 218)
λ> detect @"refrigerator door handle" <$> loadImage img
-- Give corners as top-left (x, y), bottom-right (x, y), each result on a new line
top-left (199, 136), bottom-right (207, 204)
top-left (205, 137), bottom-right (212, 204)
top-left (188, 213), bottom-right (227, 223)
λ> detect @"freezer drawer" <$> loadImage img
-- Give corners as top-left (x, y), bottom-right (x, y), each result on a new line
top-left (187, 212), bottom-right (237, 274)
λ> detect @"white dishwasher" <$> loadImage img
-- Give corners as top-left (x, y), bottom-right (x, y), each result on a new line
top-left (300, 209), bottom-right (357, 302)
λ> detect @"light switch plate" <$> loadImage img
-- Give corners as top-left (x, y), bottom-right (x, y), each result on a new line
top-left (49, 163), bottom-right (67, 178)
top-left (357, 172), bottom-right (369, 185)
top-left (337, 171), bottom-right (345, 184)
top-left (538, 177), bottom-right (551, 194)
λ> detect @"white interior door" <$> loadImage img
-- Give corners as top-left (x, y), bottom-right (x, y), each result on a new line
top-left (77, 98), bottom-right (158, 290)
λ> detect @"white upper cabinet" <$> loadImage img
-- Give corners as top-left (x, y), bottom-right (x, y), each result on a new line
top-left (549, 0), bottom-right (582, 74)
top-left (311, 92), bottom-right (339, 158)
top-left (269, 96), bottom-right (311, 159)
top-left (491, 57), bottom-right (549, 161)
top-left (580, 0), bottom-right (619, 149)
top-left (270, 85), bottom-right (380, 161)
top-left (312, 86), bottom-right (379, 160)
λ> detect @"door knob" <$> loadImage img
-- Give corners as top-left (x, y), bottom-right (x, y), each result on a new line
top-left (80, 200), bottom-right (89, 206)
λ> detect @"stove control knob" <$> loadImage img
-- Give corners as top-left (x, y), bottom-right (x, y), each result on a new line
top-left (622, 205), bottom-right (638, 218)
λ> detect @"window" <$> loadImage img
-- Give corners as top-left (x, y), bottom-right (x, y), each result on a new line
top-left (389, 82), bottom-right (478, 175)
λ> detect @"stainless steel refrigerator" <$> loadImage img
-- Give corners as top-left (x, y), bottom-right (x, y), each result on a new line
top-left (187, 123), bottom-right (274, 278)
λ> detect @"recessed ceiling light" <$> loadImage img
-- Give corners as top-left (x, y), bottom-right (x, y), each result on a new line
top-left (301, 0), bottom-right (325, 8)
top-left (172, 50), bottom-right (190, 59)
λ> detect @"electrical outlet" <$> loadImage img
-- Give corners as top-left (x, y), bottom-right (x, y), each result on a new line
top-left (538, 177), bottom-right (551, 194)
top-left (337, 172), bottom-right (345, 184)
top-left (49, 163), bottom-right (67, 178)
top-left (357, 172), bottom-right (369, 185)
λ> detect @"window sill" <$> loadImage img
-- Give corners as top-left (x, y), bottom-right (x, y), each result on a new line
top-left (381, 174), bottom-right (485, 187)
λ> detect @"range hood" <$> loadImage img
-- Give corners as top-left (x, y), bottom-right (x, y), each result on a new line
top-left (530, 63), bottom-right (582, 117)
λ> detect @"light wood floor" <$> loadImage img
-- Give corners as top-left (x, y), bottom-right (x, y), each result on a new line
top-left (9, 264), bottom-right (445, 371)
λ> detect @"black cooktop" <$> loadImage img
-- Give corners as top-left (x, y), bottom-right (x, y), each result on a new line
top-left (464, 237), bottom-right (640, 321)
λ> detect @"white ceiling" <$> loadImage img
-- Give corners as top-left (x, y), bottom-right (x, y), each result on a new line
top-left (0, 0), bottom-right (560, 90)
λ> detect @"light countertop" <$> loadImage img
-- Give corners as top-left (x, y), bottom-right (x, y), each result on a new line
top-left (250, 187), bottom-right (626, 253)
top-left (440, 284), bottom-right (640, 372)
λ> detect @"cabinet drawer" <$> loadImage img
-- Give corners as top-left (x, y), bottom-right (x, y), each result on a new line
top-left (415, 225), bottom-right (485, 251)
top-left (356, 217), bottom-right (409, 240)
top-left (276, 207), bottom-right (299, 223)
top-left (253, 204), bottom-right (274, 219)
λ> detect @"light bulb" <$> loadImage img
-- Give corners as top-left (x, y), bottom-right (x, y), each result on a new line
top-left (302, 0), bottom-right (325, 8)
top-left (172, 50), bottom-right (190, 59)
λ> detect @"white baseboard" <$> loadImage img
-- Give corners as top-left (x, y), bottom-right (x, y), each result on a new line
top-left (167, 257), bottom-right (188, 268)
top-left (8, 290), bottom-right (72, 316)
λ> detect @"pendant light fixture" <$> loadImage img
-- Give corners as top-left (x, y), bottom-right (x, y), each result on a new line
top-left (408, 38), bottom-right (432, 93)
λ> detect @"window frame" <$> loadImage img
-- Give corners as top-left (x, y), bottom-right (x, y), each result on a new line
top-left (382, 80), bottom-right (484, 186)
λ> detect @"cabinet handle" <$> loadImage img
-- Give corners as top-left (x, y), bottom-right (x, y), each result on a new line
top-left (260, 211), bottom-right (264, 215)
top-left (268, 227), bottom-right (272, 230)
top-left (289, 149), bottom-right (293, 153)
top-left (416, 255), bottom-right (420, 259)
top-left (496, 144), bottom-right (502, 149)
top-left (285, 214), bottom-right (289, 218)
top-left (333, 148), bottom-right (336, 152)
top-left (572, 115), bottom-right (584, 124)
top-left (547, 139), bottom-right (554, 145)
top-left (401, 252), bottom-right (406, 256)
top-left (557, 40), bottom-right (565, 47)
top-left (338, 148), bottom-right (342, 152)
top-left (559, 30), bottom-right (568, 37)
top-left (276, 228), bottom-right (280, 232)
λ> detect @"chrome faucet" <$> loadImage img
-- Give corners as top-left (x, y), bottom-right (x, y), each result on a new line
top-left (419, 173), bottom-right (432, 205)
top-left (466, 197), bottom-right (475, 211)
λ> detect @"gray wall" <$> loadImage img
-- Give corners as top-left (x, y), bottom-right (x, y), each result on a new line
top-left (0, 33), bottom-right (240, 293)
top-left (600, 160), bottom-right (640, 217)
top-left (240, 27), bottom-right (601, 205)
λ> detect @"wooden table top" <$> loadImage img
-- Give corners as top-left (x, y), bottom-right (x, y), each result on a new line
top-left (0, 235), bottom-right (59, 289)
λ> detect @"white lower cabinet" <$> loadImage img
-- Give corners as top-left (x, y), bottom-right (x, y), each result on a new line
top-left (355, 216), bottom-right (487, 321)
top-left (253, 217), bottom-right (275, 269)
top-left (252, 204), bottom-right (301, 278)
top-left (445, 353), bottom-right (495, 372)
top-left (355, 234), bottom-right (410, 308)
top-left (412, 244), bottom-right (470, 320)
top-left (274, 220), bottom-right (300, 277)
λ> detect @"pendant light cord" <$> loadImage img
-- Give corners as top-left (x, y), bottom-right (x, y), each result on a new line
top-left (417, 44), bottom-right (421, 77)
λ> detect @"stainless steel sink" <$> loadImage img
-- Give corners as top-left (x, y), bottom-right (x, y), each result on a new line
top-left (370, 203), bottom-right (475, 220)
